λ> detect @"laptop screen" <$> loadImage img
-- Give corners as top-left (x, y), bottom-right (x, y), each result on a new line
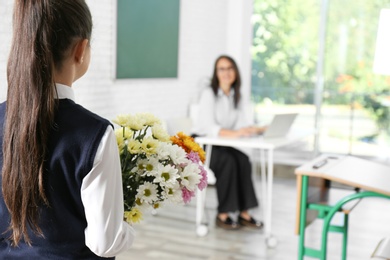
top-left (263, 113), bottom-right (298, 138)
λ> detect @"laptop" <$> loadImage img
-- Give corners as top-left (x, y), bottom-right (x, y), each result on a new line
top-left (262, 113), bottom-right (298, 138)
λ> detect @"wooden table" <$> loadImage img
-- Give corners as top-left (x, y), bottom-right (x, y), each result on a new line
top-left (295, 155), bottom-right (390, 260)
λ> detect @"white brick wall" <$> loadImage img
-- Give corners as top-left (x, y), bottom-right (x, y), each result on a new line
top-left (0, 1), bottom-right (13, 102)
top-left (0, 0), bottom-right (252, 123)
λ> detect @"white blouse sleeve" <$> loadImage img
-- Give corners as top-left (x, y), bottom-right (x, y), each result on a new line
top-left (81, 126), bottom-right (135, 257)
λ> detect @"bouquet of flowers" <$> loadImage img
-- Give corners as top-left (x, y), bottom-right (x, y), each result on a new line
top-left (113, 113), bottom-right (207, 223)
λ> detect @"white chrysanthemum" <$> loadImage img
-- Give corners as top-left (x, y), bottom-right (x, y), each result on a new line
top-left (162, 182), bottom-right (183, 203)
top-left (127, 139), bottom-right (142, 154)
top-left (169, 145), bottom-right (188, 165)
top-left (141, 136), bottom-right (159, 155)
top-left (156, 142), bottom-right (171, 160)
top-left (143, 157), bottom-right (161, 177)
top-left (151, 124), bottom-right (171, 142)
top-left (134, 197), bottom-right (150, 212)
top-left (151, 201), bottom-right (164, 210)
top-left (137, 182), bottom-right (159, 204)
top-left (180, 163), bottom-right (201, 191)
top-left (134, 198), bottom-right (162, 213)
top-left (131, 158), bottom-right (148, 174)
top-left (153, 164), bottom-right (178, 185)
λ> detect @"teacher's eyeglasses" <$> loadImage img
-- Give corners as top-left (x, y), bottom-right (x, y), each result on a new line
top-left (217, 66), bottom-right (234, 73)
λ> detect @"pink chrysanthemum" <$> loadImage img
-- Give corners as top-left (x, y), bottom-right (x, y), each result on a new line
top-left (182, 187), bottom-right (195, 203)
top-left (186, 151), bottom-right (200, 163)
top-left (197, 166), bottom-right (208, 191)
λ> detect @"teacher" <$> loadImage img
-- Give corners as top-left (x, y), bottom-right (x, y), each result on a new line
top-left (192, 55), bottom-right (266, 230)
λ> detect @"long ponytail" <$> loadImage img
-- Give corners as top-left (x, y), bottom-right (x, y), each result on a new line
top-left (2, 0), bottom-right (92, 246)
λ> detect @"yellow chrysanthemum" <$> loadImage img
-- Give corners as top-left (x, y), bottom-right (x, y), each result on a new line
top-left (112, 114), bottom-right (132, 127)
top-left (141, 136), bottom-right (159, 155)
top-left (115, 127), bottom-right (133, 141)
top-left (127, 116), bottom-right (144, 131)
top-left (124, 208), bottom-right (143, 223)
top-left (137, 113), bottom-right (161, 127)
top-left (151, 124), bottom-right (171, 142)
top-left (123, 127), bottom-right (133, 139)
top-left (114, 128), bottom-right (125, 153)
top-left (127, 139), bottom-right (142, 154)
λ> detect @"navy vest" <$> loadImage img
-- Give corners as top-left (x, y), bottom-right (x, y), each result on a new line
top-left (0, 99), bottom-right (114, 259)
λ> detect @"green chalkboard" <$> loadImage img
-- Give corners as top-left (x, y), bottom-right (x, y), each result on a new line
top-left (116, 0), bottom-right (180, 79)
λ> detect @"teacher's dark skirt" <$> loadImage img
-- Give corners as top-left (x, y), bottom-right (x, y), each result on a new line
top-left (209, 146), bottom-right (259, 213)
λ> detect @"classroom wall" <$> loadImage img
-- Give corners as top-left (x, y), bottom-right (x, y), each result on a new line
top-left (0, 0), bottom-right (253, 122)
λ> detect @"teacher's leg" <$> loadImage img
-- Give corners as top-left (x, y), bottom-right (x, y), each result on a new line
top-left (210, 146), bottom-right (239, 213)
top-left (229, 148), bottom-right (258, 211)
top-left (229, 148), bottom-right (263, 229)
top-left (210, 146), bottom-right (241, 229)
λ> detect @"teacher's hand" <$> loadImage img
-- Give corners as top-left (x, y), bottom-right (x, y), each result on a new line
top-left (219, 126), bottom-right (267, 138)
top-left (239, 126), bottom-right (267, 136)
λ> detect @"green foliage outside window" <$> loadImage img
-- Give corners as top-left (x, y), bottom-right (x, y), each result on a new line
top-left (252, 0), bottom-right (390, 137)
top-left (252, 0), bottom-right (390, 106)
top-left (252, 0), bottom-right (319, 104)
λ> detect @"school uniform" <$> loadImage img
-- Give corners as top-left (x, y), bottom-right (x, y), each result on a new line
top-left (0, 84), bottom-right (134, 259)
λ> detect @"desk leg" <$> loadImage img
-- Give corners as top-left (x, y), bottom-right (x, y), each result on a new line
top-left (264, 148), bottom-right (277, 247)
top-left (265, 149), bottom-right (272, 238)
top-left (260, 149), bottom-right (267, 225)
top-left (195, 144), bottom-right (212, 237)
top-left (298, 175), bottom-right (309, 260)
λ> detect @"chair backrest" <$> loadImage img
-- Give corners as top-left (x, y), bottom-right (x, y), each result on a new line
top-left (166, 117), bottom-right (193, 136)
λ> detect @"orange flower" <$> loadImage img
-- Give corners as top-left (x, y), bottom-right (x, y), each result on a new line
top-left (339, 82), bottom-right (354, 93)
top-left (336, 74), bottom-right (353, 83)
top-left (171, 132), bottom-right (206, 163)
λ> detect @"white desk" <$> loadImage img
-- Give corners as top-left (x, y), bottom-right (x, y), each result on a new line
top-left (195, 129), bottom-right (314, 247)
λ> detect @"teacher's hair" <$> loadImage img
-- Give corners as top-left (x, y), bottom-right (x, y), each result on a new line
top-left (2, 0), bottom-right (92, 246)
top-left (210, 55), bottom-right (242, 108)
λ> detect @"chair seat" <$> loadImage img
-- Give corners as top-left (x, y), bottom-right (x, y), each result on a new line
top-left (203, 165), bottom-right (216, 185)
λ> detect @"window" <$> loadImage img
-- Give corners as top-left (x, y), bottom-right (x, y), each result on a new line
top-left (252, 0), bottom-right (390, 158)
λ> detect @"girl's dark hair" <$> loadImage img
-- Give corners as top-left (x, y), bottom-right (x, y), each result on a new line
top-left (210, 55), bottom-right (242, 108)
top-left (3, 0), bottom-right (92, 246)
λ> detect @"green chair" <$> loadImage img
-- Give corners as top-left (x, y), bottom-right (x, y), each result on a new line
top-left (298, 175), bottom-right (390, 260)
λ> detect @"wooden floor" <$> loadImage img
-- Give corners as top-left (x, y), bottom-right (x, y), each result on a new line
top-left (117, 174), bottom-right (390, 260)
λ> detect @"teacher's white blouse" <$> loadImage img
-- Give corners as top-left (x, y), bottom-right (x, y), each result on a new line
top-left (193, 87), bottom-right (252, 137)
